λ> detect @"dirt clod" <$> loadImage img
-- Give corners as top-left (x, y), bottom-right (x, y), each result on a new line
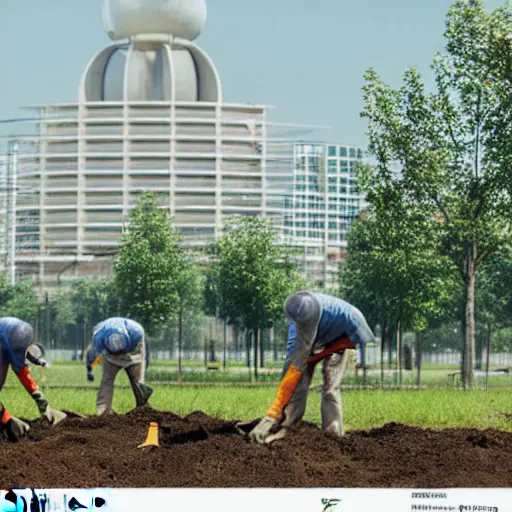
top-left (1, 407), bottom-right (512, 488)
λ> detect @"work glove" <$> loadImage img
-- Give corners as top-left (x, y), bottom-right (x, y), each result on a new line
top-left (135, 383), bottom-right (153, 407)
top-left (43, 406), bottom-right (67, 426)
top-left (87, 371), bottom-right (94, 382)
top-left (39, 358), bottom-right (50, 368)
top-left (31, 390), bottom-right (49, 415)
top-left (31, 391), bottom-right (67, 426)
top-left (1, 403), bottom-right (30, 442)
top-left (248, 416), bottom-right (278, 444)
top-left (140, 383), bottom-right (153, 404)
top-left (4, 416), bottom-right (30, 442)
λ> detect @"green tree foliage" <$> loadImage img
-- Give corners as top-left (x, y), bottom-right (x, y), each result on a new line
top-left (213, 217), bottom-right (303, 332)
top-left (341, 204), bottom-right (460, 349)
top-left (475, 245), bottom-right (512, 359)
top-left (70, 278), bottom-right (120, 328)
top-left (113, 192), bottom-right (184, 333)
top-left (360, 0), bottom-right (512, 388)
top-left (0, 280), bottom-right (39, 322)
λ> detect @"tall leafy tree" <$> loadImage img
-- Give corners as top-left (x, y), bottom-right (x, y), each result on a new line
top-left (360, 0), bottom-right (512, 388)
top-left (341, 203), bottom-right (459, 379)
top-left (214, 217), bottom-right (304, 379)
top-left (114, 192), bottom-right (184, 334)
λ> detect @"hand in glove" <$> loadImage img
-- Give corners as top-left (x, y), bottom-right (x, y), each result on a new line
top-left (5, 416), bottom-right (30, 442)
top-left (31, 390), bottom-right (49, 415)
top-left (43, 406), bottom-right (67, 426)
top-left (39, 358), bottom-right (50, 368)
top-left (140, 383), bottom-right (153, 402)
top-left (31, 391), bottom-right (67, 426)
top-left (248, 416), bottom-right (278, 444)
top-left (1, 404), bottom-right (30, 442)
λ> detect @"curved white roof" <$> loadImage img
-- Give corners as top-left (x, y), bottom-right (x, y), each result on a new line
top-left (103, 0), bottom-right (207, 41)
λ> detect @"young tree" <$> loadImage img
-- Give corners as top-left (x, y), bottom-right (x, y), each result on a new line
top-left (114, 192), bottom-right (184, 334)
top-left (214, 217), bottom-right (303, 380)
top-left (341, 203), bottom-right (459, 384)
top-left (360, 0), bottom-right (512, 388)
top-left (175, 260), bottom-right (203, 383)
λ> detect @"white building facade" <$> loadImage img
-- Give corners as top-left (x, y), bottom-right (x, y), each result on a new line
top-left (1, 0), bottom-right (365, 293)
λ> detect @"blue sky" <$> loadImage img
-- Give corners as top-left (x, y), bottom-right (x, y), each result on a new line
top-left (0, 0), bottom-right (504, 147)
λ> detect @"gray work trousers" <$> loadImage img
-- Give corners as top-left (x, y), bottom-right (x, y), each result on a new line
top-left (281, 351), bottom-right (348, 436)
top-left (96, 343), bottom-right (146, 416)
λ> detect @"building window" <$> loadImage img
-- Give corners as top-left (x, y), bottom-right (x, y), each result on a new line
top-left (328, 146), bottom-right (337, 157)
top-left (339, 146), bottom-right (348, 158)
top-left (328, 160), bottom-right (337, 174)
top-left (349, 147), bottom-right (357, 158)
top-left (340, 160), bottom-right (349, 173)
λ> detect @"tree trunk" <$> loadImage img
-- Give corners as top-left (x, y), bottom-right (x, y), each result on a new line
top-left (397, 322), bottom-right (402, 386)
top-left (82, 322), bottom-right (87, 361)
top-left (223, 319), bottom-right (227, 371)
top-left (254, 329), bottom-right (259, 382)
top-left (388, 332), bottom-right (393, 368)
top-left (272, 327), bottom-right (277, 362)
top-left (178, 306), bottom-right (183, 384)
top-left (259, 328), bottom-right (265, 368)
top-left (233, 326), bottom-right (238, 360)
top-left (485, 323), bottom-right (492, 391)
top-left (416, 332), bottom-right (422, 388)
top-left (462, 242), bottom-right (476, 390)
top-left (380, 330), bottom-right (385, 389)
top-left (45, 292), bottom-right (51, 347)
top-left (245, 330), bottom-right (251, 368)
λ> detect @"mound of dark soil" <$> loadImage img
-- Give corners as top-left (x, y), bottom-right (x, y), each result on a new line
top-left (1, 407), bottom-right (512, 488)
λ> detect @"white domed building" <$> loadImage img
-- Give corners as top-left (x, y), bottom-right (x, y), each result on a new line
top-left (6, 0), bottom-right (365, 292)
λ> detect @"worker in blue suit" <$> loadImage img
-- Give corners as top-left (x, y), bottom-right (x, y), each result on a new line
top-left (0, 317), bottom-right (66, 441)
top-left (85, 317), bottom-right (153, 415)
top-left (248, 291), bottom-right (375, 444)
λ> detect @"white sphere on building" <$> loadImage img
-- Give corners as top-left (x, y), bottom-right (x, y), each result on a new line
top-left (82, 0), bottom-right (219, 102)
top-left (103, 0), bottom-right (207, 41)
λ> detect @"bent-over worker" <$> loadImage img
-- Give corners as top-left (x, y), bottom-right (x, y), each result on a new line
top-left (249, 291), bottom-right (375, 444)
top-left (0, 317), bottom-right (66, 441)
top-left (85, 317), bottom-right (153, 415)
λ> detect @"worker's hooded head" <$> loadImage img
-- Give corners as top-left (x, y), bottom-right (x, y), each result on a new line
top-left (105, 332), bottom-right (125, 354)
top-left (284, 292), bottom-right (319, 326)
top-left (10, 323), bottom-right (35, 355)
top-left (284, 291), bottom-right (322, 348)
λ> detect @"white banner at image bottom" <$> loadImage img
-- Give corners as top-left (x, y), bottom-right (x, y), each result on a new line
top-left (1, 488), bottom-right (511, 512)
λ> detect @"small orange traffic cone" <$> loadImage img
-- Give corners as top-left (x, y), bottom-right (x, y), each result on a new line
top-left (137, 422), bottom-right (159, 448)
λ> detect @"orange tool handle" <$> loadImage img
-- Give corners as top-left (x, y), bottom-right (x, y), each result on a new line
top-left (307, 335), bottom-right (355, 365)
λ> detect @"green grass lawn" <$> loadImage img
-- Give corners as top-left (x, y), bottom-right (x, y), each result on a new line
top-left (2, 363), bottom-right (512, 433)
top-left (20, 361), bottom-right (512, 389)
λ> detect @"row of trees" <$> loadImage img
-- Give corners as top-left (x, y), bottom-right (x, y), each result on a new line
top-left (343, 0), bottom-right (512, 388)
top-left (6, 194), bottom-right (305, 382)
